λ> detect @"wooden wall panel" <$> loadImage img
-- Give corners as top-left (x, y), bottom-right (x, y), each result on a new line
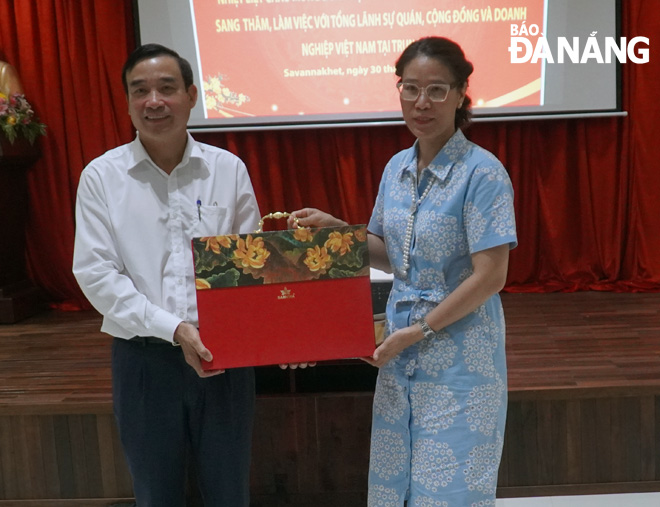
top-left (39, 416), bottom-right (62, 498)
top-left (0, 502), bottom-right (134, 507)
top-left (498, 395), bottom-right (659, 494)
top-left (51, 415), bottom-right (76, 499)
top-left (656, 397), bottom-right (660, 482)
top-left (12, 416), bottom-right (39, 498)
top-left (0, 418), bottom-right (17, 499)
top-left (617, 398), bottom-right (641, 482)
top-left (96, 415), bottom-right (121, 497)
top-left (565, 400), bottom-right (582, 484)
top-left (548, 401), bottom-right (568, 485)
top-left (317, 396), bottom-right (372, 493)
top-left (0, 414), bottom-right (133, 502)
top-left (580, 399), bottom-right (601, 484)
top-left (640, 396), bottom-right (656, 481)
top-left (296, 398), bottom-right (321, 495)
top-left (251, 397), bottom-right (301, 499)
top-left (250, 394), bottom-right (372, 503)
top-left (1, 394), bottom-right (660, 503)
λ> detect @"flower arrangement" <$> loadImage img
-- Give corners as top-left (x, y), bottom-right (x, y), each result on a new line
top-left (0, 92), bottom-right (46, 145)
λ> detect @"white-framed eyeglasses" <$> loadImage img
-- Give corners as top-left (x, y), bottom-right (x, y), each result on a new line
top-left (396, 81), bottom-right (457, 102)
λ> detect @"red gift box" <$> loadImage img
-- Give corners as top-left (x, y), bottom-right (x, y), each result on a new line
top-left (192, 223), bottom-right (376, 370)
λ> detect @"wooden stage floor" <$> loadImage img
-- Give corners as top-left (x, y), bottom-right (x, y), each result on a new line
top-left (2, 292), bottom-right (659, 408)
top-left (1, 292), bottom-right (660, 505)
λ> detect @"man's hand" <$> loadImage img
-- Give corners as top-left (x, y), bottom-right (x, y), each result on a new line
top-left (173, 322), bottom-right (225, 377)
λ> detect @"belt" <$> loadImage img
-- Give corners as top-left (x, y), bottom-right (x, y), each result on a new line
top-left (129, 336), bottom-right (179, 347)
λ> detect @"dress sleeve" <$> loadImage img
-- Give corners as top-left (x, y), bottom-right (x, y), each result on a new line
top-left (367, 159), bottom-right (391, 237)
top-left (463, 159), bottom-right (518, 254)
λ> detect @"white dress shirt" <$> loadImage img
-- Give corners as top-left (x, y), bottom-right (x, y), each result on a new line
top-left (73, 133), bottom-right (260, 343)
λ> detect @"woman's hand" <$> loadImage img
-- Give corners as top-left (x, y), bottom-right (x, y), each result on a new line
top-left (288, 208), bottom-right (348, 228)
top-left (278, 362), bottom-right (317, 369)
top-left (361, 324), bottom-right (422, 368)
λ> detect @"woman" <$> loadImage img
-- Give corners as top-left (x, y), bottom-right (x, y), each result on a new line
top-left (291, 37), bottom-right (517, 506)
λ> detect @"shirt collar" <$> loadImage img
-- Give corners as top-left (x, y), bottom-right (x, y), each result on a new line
top-left (128, 132), bottom-right (203, 173)
top-left (398, 129), bottom-right (470, 183)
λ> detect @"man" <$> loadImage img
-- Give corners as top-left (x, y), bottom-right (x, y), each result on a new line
top-left (73, 44), bottom-right (259, 506)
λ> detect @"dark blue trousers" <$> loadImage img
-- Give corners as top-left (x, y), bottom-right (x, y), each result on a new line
top-left (112, 337), bottom-right (255, 507)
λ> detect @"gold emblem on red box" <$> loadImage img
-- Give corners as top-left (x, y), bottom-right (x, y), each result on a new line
top-left (277, 287), bottom-right (295, 300)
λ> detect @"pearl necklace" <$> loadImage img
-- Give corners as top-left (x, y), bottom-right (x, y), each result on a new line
top-left (399, 172), bottom-right (434, 278)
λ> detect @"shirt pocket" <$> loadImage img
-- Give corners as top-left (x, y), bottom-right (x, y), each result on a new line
top-left (194, 205), bottom-right (230, 237)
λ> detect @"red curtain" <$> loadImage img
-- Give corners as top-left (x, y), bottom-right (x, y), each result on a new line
top-left (0, 0), bottom-right (135, 308)
top-left (1, 0), bottom-right (659, 310)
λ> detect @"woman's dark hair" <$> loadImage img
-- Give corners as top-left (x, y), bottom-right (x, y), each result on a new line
top-left (121, 43), bottom-right (194, 94)
top-left (395, 37), bottom-right (474, 130)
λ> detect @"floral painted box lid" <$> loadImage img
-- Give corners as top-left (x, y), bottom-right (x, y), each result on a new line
top-left (192, 225), bottom-right (370, 289)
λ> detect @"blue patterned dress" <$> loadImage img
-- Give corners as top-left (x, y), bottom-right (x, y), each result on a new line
top-left (367, 130), bottom-right (517, 507)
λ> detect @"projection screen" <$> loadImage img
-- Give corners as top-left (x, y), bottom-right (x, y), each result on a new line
top-left (134, 0), bottom-right (626, 131)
